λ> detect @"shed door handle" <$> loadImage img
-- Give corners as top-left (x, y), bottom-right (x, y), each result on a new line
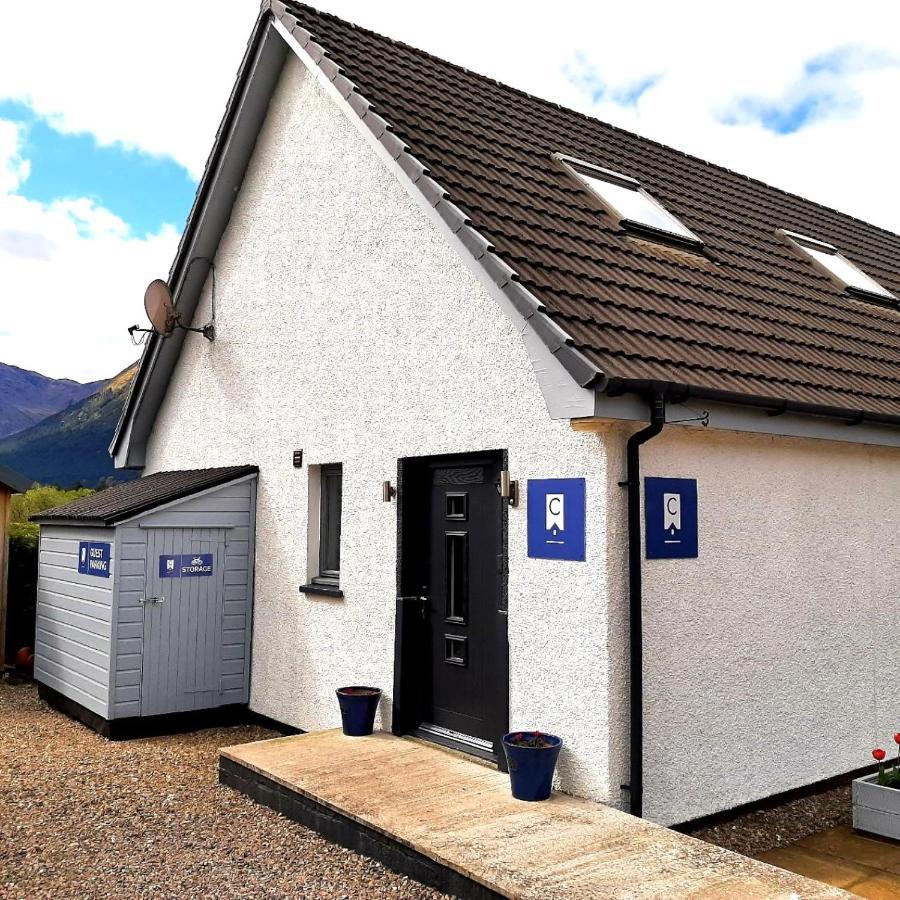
top-left (140, 596), bottom-right (165, 604)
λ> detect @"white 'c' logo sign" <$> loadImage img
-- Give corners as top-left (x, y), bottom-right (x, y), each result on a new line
top-left (663, 492), bottom-right (681, 533)
top-left (546, 493), bottom-right (565, 533)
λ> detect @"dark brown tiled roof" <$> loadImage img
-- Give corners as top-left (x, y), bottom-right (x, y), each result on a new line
top-left (33, 466), bottom-right (257, 525)
top-left (281, 3), bottom-right (900, 423)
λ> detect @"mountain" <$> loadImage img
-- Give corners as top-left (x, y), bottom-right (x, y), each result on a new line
top-left (0, 363), bottom-right (139, 488)
top-left (0, 364), bottom-right (106, 438)
top-left (0, 363), bottom-right (105, 439)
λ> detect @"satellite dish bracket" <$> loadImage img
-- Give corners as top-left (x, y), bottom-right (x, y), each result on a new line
top-left (178, 321), bottom-right (216, 340)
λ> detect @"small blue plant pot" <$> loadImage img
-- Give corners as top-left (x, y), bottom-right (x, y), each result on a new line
top-left (502, 731), bottom-right (562, 801)
top-left (336, 686), bottom-right (381, 736)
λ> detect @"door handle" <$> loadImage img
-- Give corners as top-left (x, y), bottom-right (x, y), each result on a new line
top-left (139, 596), bottom-right (165, 604)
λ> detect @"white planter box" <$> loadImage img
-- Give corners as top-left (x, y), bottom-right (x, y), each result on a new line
top-left (852, 773), bottom-right (900, 840)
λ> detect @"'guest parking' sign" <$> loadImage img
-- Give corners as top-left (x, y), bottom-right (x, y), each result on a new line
top-left (78, 542), bottom-right (111, 578)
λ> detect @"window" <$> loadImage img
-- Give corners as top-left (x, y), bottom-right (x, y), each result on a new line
top-left (313, 464), bottom-right (342, 587)
top-left (554, 153), bottom-right (703, 248)
top-left (778, 229), bottom-right (896, 303)
top-left (445, 532), bottom-right (468, 623)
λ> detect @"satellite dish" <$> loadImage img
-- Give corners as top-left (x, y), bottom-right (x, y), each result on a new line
top-left (129, 261), bottom-right (215, 344)
top-left (143, 279), bottom-right (178, 336)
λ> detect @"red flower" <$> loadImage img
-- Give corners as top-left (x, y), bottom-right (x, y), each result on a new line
top-left (894, 733), bottom-right (900, 745)
top-left (873, 748), bottom-right (886, 761)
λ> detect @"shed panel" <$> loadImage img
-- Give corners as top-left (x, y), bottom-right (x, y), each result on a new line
top-left (111, 524), bottom-right (148, 717)
top-left (35, 525), bottom-right (115, 718)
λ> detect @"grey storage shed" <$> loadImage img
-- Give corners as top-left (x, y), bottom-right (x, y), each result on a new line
top-left (32, 466), bottom-right (258, 735)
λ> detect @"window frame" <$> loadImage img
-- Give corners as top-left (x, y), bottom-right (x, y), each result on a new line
top-left (777, 228), bottom-right (897, 305)
top-left (312, 463), bottom-right (343, 589)
top-left (553, 152), bottom-right (704, 250)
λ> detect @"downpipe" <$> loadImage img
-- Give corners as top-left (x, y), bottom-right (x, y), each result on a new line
top-left (623, 390), bottom-right (666, 818)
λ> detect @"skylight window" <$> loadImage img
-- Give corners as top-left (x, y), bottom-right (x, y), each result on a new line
top-left (554, 153), bottom-right (703, 248)
top-left (779, 229), bottom-right (896, 302)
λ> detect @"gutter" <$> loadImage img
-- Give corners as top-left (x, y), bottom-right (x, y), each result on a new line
top-left (622, 389), bottom-right (666, 818)
top-left (606, 377), bottom-right (900, 430)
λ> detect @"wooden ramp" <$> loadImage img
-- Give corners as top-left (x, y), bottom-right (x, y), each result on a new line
top-left (220, 730), bottom-right (845, 900)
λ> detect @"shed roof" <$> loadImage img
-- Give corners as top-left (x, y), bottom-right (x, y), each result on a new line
top-left (33, 466), bottom-right (257, 525)
top-left (0, 463), bottom-right (31, 494)
top-left (278, 2), bottom-right (900, 422)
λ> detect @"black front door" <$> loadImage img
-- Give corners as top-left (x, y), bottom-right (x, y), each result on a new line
top-left (397, 452), bottom-right (508, 761)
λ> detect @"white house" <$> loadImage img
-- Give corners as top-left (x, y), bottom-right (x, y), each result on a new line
top-left (110, 1), bottom-right (900, 826)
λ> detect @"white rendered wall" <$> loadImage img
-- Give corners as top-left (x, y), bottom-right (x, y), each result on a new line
top-left (145, 55), bottom-right (615, 800)
top-left (602, 423), bottom-right (900, 824)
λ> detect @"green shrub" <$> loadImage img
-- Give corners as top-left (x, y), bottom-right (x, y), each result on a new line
top-left (6, 530), bottom-right (39, 663)
top-left (5, 485), bottom-right (92, 663)
top-left (9, 521), bottom-right (38, 545)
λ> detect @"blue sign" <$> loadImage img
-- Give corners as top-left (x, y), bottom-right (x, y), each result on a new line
top-left (181, 553), bottom-right (213, 577)
top-left (645, 477), bottom-right (698, 559)
top-left (527, 478), bottom-right (586, 561)
top-left (158, 554), bottom-right (214, 578)
top-left (78, 541), bottom-right (111, 578)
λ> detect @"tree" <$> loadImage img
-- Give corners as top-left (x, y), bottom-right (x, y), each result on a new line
top-left (9, 484), bottom-right (94, 541)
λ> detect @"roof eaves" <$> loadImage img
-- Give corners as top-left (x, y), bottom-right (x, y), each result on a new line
top-left (30, 514), bottom-right (107, 527)
top-left (269, 0), bottom-right (605, 391)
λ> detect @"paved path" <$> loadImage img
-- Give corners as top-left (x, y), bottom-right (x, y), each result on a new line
top-left (758, 825), bottom-right (900, 899)
top-left (223, 728), bottom-right (847, 899)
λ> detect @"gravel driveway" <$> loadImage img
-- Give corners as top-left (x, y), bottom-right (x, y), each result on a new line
top-left (0, 682), bottom-right (446, 899)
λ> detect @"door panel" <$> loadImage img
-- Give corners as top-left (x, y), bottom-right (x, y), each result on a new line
top-left (140, 528), bottom-right (227, 716)
top-left (400, 453), bottom-right (508, 758)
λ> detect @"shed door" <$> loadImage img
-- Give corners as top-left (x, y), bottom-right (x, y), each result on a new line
top-left (140, 528), bottom-right (227, 716)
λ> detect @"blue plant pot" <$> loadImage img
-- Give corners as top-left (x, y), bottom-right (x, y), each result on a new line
top-left (502, 731), bottom-right (562, 801)
top-left (336, 686), bottom-right (381, 736)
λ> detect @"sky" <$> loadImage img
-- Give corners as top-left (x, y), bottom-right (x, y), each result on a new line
top-left (1, 1), bottom-right (898, 382)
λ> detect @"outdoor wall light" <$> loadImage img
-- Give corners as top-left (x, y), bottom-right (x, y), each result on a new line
top-left (498, 470), bottom-right (519, 507)
top-left (382, 480), bottom-right (396, 502)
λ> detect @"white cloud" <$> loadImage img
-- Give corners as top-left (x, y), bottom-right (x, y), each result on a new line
top-left (0, 3), bottom-right (254, 380)
top-left (0, 2), bottom-right (259, 180)
top-left (0, 140), bottom-right (178, 380)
